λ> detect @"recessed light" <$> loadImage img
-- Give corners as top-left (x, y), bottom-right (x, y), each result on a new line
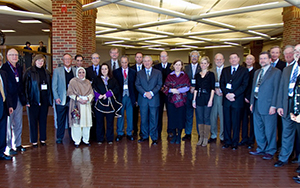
top-left (42, 29), bottom-right (50, 32)
top-left (18, 20), bottom-right (42, 24)
top-left (1, 30), bottom-right (16, 33)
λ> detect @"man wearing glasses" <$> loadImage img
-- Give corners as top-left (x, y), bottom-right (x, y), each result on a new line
top-left (86, 53), bottom-right (100, 83)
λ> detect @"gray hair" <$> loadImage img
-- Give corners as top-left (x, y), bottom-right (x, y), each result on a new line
top-left (143, 55), bottom-right (152, 62)
top-left (190, 50), bottom-right (200, 57)
top-left (283, 45), bottom-right (294, 54)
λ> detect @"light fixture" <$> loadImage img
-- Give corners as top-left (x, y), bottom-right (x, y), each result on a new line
top-left (111, 44), bottom-right (135, 48)
top-left (138, 35), bottom-right (168, 41)
top-left (170, 48), bottom-right (191, 51)
top-left (247, 30), bottom-right (270, 37)
top-left (219, 37), bottom-right (262, 41)
top-left (133, 18), bottom-right (187, 28)
top-left (162, 0), bottom-right (202, 9)
top-left (188, 36), bottom-right (212, 41)
top-left (95, 28), bottom-right (118, 34)
top-left (1, 30), bottom-right (16, 33)
top-left (176, 41), bottom-right (205, 45)
top-left (145, 40), bottom-right (168, 45)
top-left (18, 20), bottom-right (42, 23)
top-left (138, 28), bottom-right (174, 35)
top-left (181, 45), bottom-right (198, 48)
top-left (96, 21), bottom-right (121, 28)
top-left (202, 19), bottom-right (235, 28)
top-left (204, 45), bottom-right (232, 49)
top-left (42, 29), bottom-right (50, 32)
top-left (247, 23), bottom-right (283, 29)
top-left (141, 44), bottom-right (162, 48)
top-left (0, 6), bottom-right (13, 10)
top-left (184, 29), bottom-right (230, 35)
top-left (96, 35), bottom-right (130, 40)
top-left (224, 42), bottom-right (240, 46)
top-left (104, 40), bottom-right (124, 44)
top-left (148, 47), bottom-right (165, 51)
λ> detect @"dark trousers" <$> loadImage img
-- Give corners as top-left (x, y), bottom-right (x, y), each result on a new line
top-left (223, 106), bottom-right (242, 146)
top-left (95, 110), bottom-right (114, 142)
top-left (277, 114), bottom-right (283, 148)
top-left (132, 105), bottom-right (140, 135)
top-left (158, 92), bottom-right (169, 135)
top-left (55, 104), bottom-right (69, 140)
top-left (89, 104), bottom-right (97, 141)
top-left (0, 112), bottom-right (7, 154)
top-left (140, 105), bottom-right (159, 141)
top-left (28, 104), bottom-right (49, 143)
top-left (240, 102), bottom-right (255, 144)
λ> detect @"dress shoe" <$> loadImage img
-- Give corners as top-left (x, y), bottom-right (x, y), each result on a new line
top-left (176, 135), bottom-right (181, 144)
top-left (9, 149), bottom-right (18, 156)
top-left (152, 140), bottom-right (158, 145)
top-left (295, 179), bottom-right (300, 184)
top-left (262, 154), bottom-right (273, 160)
top-left (222, 144), bottom-right (230, 149)
top-left (168, 133), bottom-right (174, 138)
top-left (138, 138), bottom-right (149, 143)
top-left (127, 135), bottom-right (134, 141)
top-left (296, 166), bottom-right (300, 173)
top-left (115, 135), bottom-right (123, 142)
top-left (16, 146), bottom-right (26, 152)
top-left (97, 142), bottom-right (103, 145)
top-left (247, 144), bottom-right (254, 149)
top-left (0, 154), bottom-right (12, 160)
top-left (74, 144), bottom-right (79, 148)
top-left (182, 134), bottom-right (191, 141)
top-left (56, 139), bottom-right (62, 144)
top-left (83, 142), bottom-right (90, 146)
top-left (249, 151), bottom-right (265, 155)
top-left (108, 141), bottom-right (113, 145)
top-left (238, 142), bottom-right (246, 146)
top-left (32, 144), bottom-right (38, 148)
top-left (293, 175), bottom-right (300, 180)
top-left (40, 142), bottom-right (46, 146)
top-left (208, 138), bottom-right (216, 143)
top-left (170, 136), bottom-right (177, 144)
top-left (232, 145), bottom-right (238, 150)
top-left (274, 160), bottom-right (288, 167)
top-left (292, 158), bottom-right (299, 164)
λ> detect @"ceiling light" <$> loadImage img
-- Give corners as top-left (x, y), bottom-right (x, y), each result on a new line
top-left (247, 23), bottom-right (283, 29)
top-left (18, 20), bottom-right (42, 23)
top-left (138, 28), bottom-right (174, 35)
top-left (42, 29), bottom-right (50, 32)
top-left (184, 29), bottom-right (230, 35)
top-left (145, 40), bottom-right (168, 45)
top-left (219, 37), bottom-right (262, 41)
top-left (170, 48), bottom-right (191, 51)
top-left (133, 18), bottom-right (187, 28)
top-left (162, 0), bottom-right (202, 9)
top-left (142, 45), bottom-right (162, 48)
top-left (148, 47), bottom-right (165, 51)
top-left (247, 30), bottom-right (270, 37)
top-left (96, 21), bottom-right (121, 28)
top-left (188, 36), bottom-right (212, 41)
top-left (181, 45), bottom-right (198, 48)
top-left (224, 42), bottom-right (240, 46)
top-left (139, 35), bottom-right (168, 41)
top-left (111, 44), bottom-right (135, 48)
top-left (1, 30), bottom-right (16, 33)
top-left (176, 41), bottom-right (205, 45)
top-left (202, 19), bottom-right (235, 28)
top-left (96, 35), bottom-right (130, 40)
top-left (204, 45), bottom-right (232, 49)
top-left (0, 6), bottom-right (13, 10)
top-left (95, 28), bottom-right (118, 34)
top-left (104, 41), bottom-right (124, 44)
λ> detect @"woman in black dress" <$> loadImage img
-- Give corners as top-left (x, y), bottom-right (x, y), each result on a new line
top-left (192, 56), bottom-right (215, 147)
top-left (92, 63), bottom-right (122, 144)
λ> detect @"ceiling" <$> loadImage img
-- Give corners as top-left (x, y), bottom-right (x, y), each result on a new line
top-left (0, 0), bottom-right (299, 51)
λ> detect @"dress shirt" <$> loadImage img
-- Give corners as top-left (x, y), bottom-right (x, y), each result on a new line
top-left (216, 65), bottom-right (224, 81)
top-left (64, 66), bottom-right (71, 73)
top-left (231, 65), bottom-right (239, 74)
top-left (143, 68), bottom-right (154, 97)
top-left (271, 58), bottom-right (279, 67)
top-left (192, 63), bottom-right (198, 78)
top-left (248, 66), bottom-right (253, 72)
top-left (161, 63), bottom-right (168, 69)
top-left (93, 65), bottom-right (99, 75)
top-left (111, 59), bottom-right (119, 70)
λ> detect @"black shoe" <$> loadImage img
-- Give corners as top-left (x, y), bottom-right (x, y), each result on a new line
top-left (115, 135), bottom-right (123, 142)
top-left (295, 179), bottom-right (300, 184)
top-left (175, 135), bottom-right (181, 144)
top-left (182, 134), bottom-right (191, 141)
top-left (232, 145), bottom-right (238, 150)
top-left (40, 141), bottom-right (46, 146)
top-left (83, 142), bottom-right (90, 146)
top-left (0, 154), bottom-right (12, 160)
top-left (296, 166), bottom-right (300, 173)
top-left (247, 144), bottom-right (254, 149)
top-left (16, 146), bottom-right (26, 152)
top-left (208, 138), bottom-right (216, 143)
top-left (292, 158), bottom-right (299, 164)
top-left (56, 139), bottom-right (62, 144)
top-left (9, 149), bottom-right (17, 156)
top-left (152, 140), bottom-right (158, 145)
top-left (238, 142), bottom-right (246, 146)
top-left (222, 144), bottom-right (230, 149)
top-left (74, 144), bottom-right (79, 148)
top-left (170, 136), bottom-right (177, 144)
top-left (293, 175), bottom-right (300, 180)
top-left (133, 132), bottom-right (138, 136)
top-left (127, 135), bottom-right (134, 141)
top-left (32, 144), bottom-right (38, 148)
top-left (274, 160), bottom-right (288, 167)
top-left (168, 133), bottom-right (174, 138)
top-left (138, 138), bottom-right (149, 143)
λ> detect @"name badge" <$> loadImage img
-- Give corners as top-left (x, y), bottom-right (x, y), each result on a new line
top-left (254, 87), bottom-right (259, 93)
top-left (123, 84), bottom-right (128, 90)
top-left (15, 77), bottom-right (19, 83)
top-left (215, 82), bottom-right (220, 87)
top-left (191, 79), bottom-right (196, 85)
top-left (41, 84), bottom-right (47, 90)
top-left (226, 83), bottom-right (232, 89)
top-left (289, 83), bottom-right (296, 90)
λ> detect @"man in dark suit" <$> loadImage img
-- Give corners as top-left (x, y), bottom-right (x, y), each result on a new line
top-left (275, 44), bottom-right (300, 167)
top-left (220, 53), bottom-right (249, 150)
top-left (113, 55), bottom-right (137, 141)
top-left (86, 53), bottom-right (100, 83)
top-left (103, 47), bottom-right (121, 71)
top-left (154, 51), bottom-right (172, 138)
top-left (240, 54), bottom-right (257, 149)
top-left (182, 51), bottom-right (201, 141)
top-left (135, 56), bottom-right (162, 145)
top-left (74, 54), bottom-right (84, 68)
top-left (249, 51), bottom-right (281, 160)
top-left (130, 52), bottom-right (144, 136)
top-left (2, 48), bottom-right (27, 155)
top-left (0, 63), bottom-right (12, 160)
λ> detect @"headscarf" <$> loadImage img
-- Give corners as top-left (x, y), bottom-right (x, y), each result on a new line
top-left (67, 67), bottom-right (93, 97)
top-left (76, 67), bottom-right (86, 80)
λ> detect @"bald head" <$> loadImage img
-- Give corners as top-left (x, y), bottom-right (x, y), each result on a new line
top-left (7, 48), bottom-right (19, 65)
top-left (245, 54), bottom-right (255, 68)
top-left (214, 53), bottom-right (224, 68)
top-left (283, 46), bottom-right (294, 64)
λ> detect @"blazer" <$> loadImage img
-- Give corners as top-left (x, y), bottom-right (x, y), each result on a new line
top-left (275, 59), bottom-right (286, 71)
top-left (1, 62), bottom-right (26, 109)
top-left (52, 66), bottom-right (76, 106)
top-left (103, 59), bottom-right (121, 71)
top-left (130, 64), bottom-right (144, 72)
top-left (135, 68), bottom-right (162, 107)
top-left (0, 70), bottom-right (8, 119)
top-left (153, 63), bottom-right (172, 84)
top-left (250, 66), bottom-right (281, 115)
top-left (184, 63), bottom-right (201, 87)
top-left (245, 67), bottom-right (257, 101)
top-left (85, 65), bottom-right (99, 83)
top-left (220, 65), bottom-right (249, 108)
top-left (113, 67), bottom-right (137, 105)
top-left (277, 64), bottom-right (294, 118)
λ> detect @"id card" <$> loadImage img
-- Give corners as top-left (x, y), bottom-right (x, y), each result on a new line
top-left (215, 82), bottom-right (220, 87)
top-left (15, 77), bottom-right (19, 83)
top-left (226, 83), bottom-right (232, 89)
top-left (191, 79), bottom-right (196, 85)
top-left (254, 87), bottom-right (259, 93)
top-left (123, 84), bottom-right (128, 90)
top-left (41, 84), bottom-right (47, 90)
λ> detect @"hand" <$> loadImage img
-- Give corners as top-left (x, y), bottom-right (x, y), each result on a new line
top-left (269, 107), bottom-right (276, 115)
top-left (171, 89), bottom-right (179, 94)
top-left (291, 113), bottom-right (297, 121)
top-left (277, 108), bottom-right (284, 116)
top-left (190, 87), bottom-right (195, 93)
top-left (78, 98), bottom-right (88, 104)
top-left (245, 98), bottom-right (249, 103)
top-left (215, 88), bottom-right (223, 96)
top-left (250, 104), bottom-right (253, 112)
top-left (103, 94), bottom-right (107, 100)
top-left (145, 92), bottom-right (152, 99)
top-left (9, 107), bottom-right (13, 115)
top-left (55, 98), bottom-right (61, 104)
top-left (192, 101), bottom-right (196, 108)
top-left (26, 104), bottom-right (30, 107)
top-left (226, 93), bottom-right (235, 102)
top-left (207, 100), bottom-right (213, 107)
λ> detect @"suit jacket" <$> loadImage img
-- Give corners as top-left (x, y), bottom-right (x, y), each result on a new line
top-left (275, 59), bottom-right (286, 71)
top-left (135, 68), bottom-right (162, 107)
top-left (52, 66), bottom-right (76, 106)
top-left (103, 59), bottom-right (121, 71)
top-left (85, 65), bottom-right (99, 83)
top-left (245, 67), bottom-right (257, 101)
top-left (250, 66), bottom-right (281, 115)
top-left (113, 67), bottom-right (137, 105)
top-left (1, 62), bottom-right (26, 109)
top-left (130, 64), bottom-right (144, 72)
top-left (184, 63), bottom-right (201, 87)
top-left (0, 70), bottom-right (8, 119)
top-left (277, 64), bottom-right (294, 118)
top-left (153, 63), bottom-right (172, 84)
top-left (220, 65), bottom-right (249, 108)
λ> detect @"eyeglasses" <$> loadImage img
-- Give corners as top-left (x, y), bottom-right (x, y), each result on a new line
top-left (8, 54), bottom-right (18, 56)
top-left (76, 60), bottom-right (83, 62)
top-left (92, 57), bottom-right (100, 60)
top-left (191, 55), bottom-right (198, 58)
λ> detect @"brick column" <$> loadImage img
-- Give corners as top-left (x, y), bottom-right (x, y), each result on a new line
top-left (52, 0), bottom-right (83, 68)
top-left (283, 6), bottom-right (300, 47)
top-left (82, 0), bottom-right (97, 67)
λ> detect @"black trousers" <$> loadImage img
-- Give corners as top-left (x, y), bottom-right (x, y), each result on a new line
top-left (223, 105), bottom-right (242, 146)
top-left (240, 102), bottom-right (255, 144)
top-left (157, 91), bottom-right (169, 135)
top-left (95, 110), bottom-right (114, 142)
top-left (132, 105), bottom-right (140, 135)
top-left (0, 111), bottom-right (7, 154)
top-left (28, 104), bottom-right (49, 143)
top-left (55, 104), bottom-right (69, 140)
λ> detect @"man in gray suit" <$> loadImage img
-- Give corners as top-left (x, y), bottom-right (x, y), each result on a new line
top-left (52, 53), bottom-right (76, 144)
top-left (182, 51), bottom-right (201, 141)
top-left (209, 53), bottom-right (225, 143)
top-left (103, 47), bottom-right (121, 71)
top-left (135, 56), bottom-right (162, 145)
top-left (275, 44), bottom-right (300, 167)
top-left (249, 51), bottom-right (281, 160)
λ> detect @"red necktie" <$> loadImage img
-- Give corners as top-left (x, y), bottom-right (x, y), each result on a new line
top-left (124, 69), bottom-right (127, 79)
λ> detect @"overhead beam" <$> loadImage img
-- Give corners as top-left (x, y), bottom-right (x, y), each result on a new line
top-left (82, 0), bottom-right (122, 11)
top-left (0, 9), bottom-right (52, 20)
top-left (284, 0), bottom-right (300, 9)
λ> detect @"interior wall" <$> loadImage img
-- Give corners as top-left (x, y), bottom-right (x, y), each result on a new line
top-left (5, 35), bottom-right (50, 51)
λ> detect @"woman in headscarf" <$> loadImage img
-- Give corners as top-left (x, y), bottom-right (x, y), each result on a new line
top-left (67, 67), bottom-right (94, 147)
top-left (92, 63), bottom-right (122, 145)
top-left (24, 54), bottom-right (52, 147)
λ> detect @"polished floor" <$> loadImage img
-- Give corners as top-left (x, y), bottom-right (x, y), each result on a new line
top-left (0, 109), bottom-right (299, 188)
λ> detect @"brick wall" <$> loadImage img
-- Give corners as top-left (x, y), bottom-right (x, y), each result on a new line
top-left (283, 6), bottom-right (300, 47)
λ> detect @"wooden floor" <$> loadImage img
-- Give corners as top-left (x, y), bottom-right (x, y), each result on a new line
top-left (0, 110), bottom-right (299, 188)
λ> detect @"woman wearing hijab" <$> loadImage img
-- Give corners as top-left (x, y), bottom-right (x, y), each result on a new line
top-left (92, 63), bottom-right (122, 145)
top-left (67, 67), bottom-right (94, 147)
top-left (24, 54), bottom-right (52, 147)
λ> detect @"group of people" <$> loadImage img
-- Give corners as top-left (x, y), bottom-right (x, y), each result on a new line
top-left (1, 45), bottom-right (300, 183)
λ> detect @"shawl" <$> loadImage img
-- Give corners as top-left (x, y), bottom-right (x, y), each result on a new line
top-left (163, 71), bottom-right (190, 108)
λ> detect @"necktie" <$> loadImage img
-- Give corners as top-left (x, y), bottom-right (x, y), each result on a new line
top-left (0, 78), bottom-right (5, 102)
top-left (232, 67), bottom-right (236, 75)
top-left (217, 68), bottom-right (221, 81)
top-left (112, 61), bottom-right (115, 70)
top-left (124, 69), bottom-right (127, 79)
top-left (137, 65), bottom-right (140, 72)
top-left (289, 66), bottom-right (299, 95)
top-left (146, 69), bottom-right (150, 81)
top-left (271, 62), bottom-right (275, 67)
top-left (94, 67), bottom-right (98, 76)
top-left (254, 69), bottom-right (264, 98)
